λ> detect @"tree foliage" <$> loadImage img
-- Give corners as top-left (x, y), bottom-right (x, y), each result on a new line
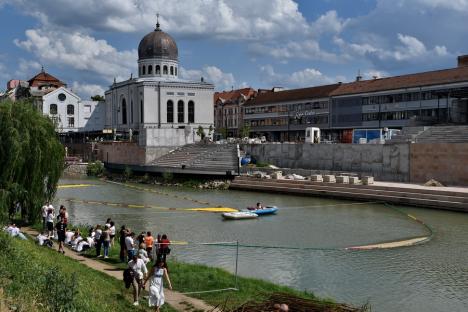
top-left (0, 99), bottom-right (64, 223)
top-left (90, 95), bottom-right (105, 101)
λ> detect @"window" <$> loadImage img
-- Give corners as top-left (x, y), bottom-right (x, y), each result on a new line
top-left (175, 67), bottom-right (177, 76)
top-left (139, 67), bottom-right (141, 76)
top-left (163, 65), bottom-right (168, 75)
top-left (58, 93), bottom-right (66, 101)
top-left (84, 105), bottom-right (91, 113)
top-left (140, 100), bottom-right (144, 123)
top-left (50, 104), bottom-right (58, 115)
top-left (166, 92), bottom-right (174, 95)
top-left (177, 100), bottom-right (184, 123)
top-left (188, 101), bottom-right (195, 123)
top-left (148, 65), bottom-right (153, 74)
top-left (67, 104), bottom-right (74, 115)
top-left (167, 100), bottom-right (174, 123)
top-left (156, 65), bottom-right (160, 75)
top-left (142, 66), bottom-right (146, 75)
top-left (170, 66), bottom-right (174, 75)
top-left (121, 98), bottom-right (127, 124)
top-left (68, 117), bottom-right (74, 127)
top-left (188, 92), bottom-right (195, 96)
top-left (131, 100), bottom-right (134, 123)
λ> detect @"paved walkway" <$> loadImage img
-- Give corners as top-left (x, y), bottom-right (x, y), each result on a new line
top-left (24, 228), bottom-right (219, 312)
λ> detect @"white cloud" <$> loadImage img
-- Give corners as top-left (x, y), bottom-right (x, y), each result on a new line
top-left (414, 0), bottom-right (468, 11)
top-left (7, 0), bottom-right (309, 40)
top-left (14, 58), bottom-right (42, 79)
top-left (14, 28), bottom-right (136, 83)
top-left (180, 65), bottom-right (235, 89)
top-left (250, 40), bottom-right (339, 62)
top-left (311, 10), bottom-right (348, 35)
top-left (71, 81), bottom-right (106, 99)
top-left (260, 65), bottom-right (339, 88)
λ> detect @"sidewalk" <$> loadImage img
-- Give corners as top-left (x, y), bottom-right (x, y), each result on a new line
top-left (23, 228), bottom-right (219, 312)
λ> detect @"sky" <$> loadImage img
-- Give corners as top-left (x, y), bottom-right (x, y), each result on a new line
top-left (0, 0), bottom-right (468, 99)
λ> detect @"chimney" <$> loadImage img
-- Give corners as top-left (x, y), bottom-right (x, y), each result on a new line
top-left (356, 69), bottom-right (362, 81)
top-left (457, 55), bottom-right (468, 67)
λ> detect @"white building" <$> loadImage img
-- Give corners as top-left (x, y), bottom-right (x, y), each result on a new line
top-left (104, 20), bottom-right (215, 147)
top-left (42, 87), bottom-right (105, 133)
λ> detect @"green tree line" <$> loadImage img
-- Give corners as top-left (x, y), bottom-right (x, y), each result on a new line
top-left (0, 99), bottom-right (64, 223)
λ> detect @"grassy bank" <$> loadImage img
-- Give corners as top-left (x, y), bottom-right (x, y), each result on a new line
top-left (0, 232), bottom-right (175, 311)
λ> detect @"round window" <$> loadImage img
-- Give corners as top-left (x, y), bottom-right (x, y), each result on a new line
top-left (58, 93), bottom-right (66, 101)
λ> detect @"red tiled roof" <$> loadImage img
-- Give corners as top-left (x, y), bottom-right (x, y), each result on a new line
top-left (331, 66), bottom-right (468, 96)
top-left (28, 71), bottom-right (65, 87)
top-left (214, 87), bottom-right (256, 104)
top-left (244, 83), bottom-right (341, 106)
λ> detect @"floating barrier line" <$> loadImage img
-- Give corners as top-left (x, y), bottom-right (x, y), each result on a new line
top-left (58, 184), bottom-right (94, 188)
top-left (181, 287), bottom-right (238, 295)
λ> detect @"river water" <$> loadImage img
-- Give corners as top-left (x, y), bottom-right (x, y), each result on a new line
top-left (57, 178), bottom-right (468, 312)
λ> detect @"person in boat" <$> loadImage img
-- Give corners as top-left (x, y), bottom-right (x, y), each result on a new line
top-left (256, 202), bottom-right (263, 210)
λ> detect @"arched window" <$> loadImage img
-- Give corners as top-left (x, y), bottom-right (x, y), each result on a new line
top-left (139, 67), bottom-right (141, 76)
top-left (167, 100), bottom-right (174, 123)
top-left (50, 104), bottom-right (57, 115)
top-left (163, 65), bottom-right (168, 75)
top-left (170, 66), bottom-right (174, 75)
top-left (177, 100), bottom-right (184, 123)
top-left (140, 100), bottom-right (144, 123)
top-left (67, 104), bottom-right (74, 115)
top-left (148, 65), bottom-right (153, 74)
top-left (188, 101), bottom-right (195, 123)
top-left (130, 100), bottom-right (134, 123)
top-left (175, 67), bottom-right (178, 76)
top-left (142, 66), bottom-right (146, 75)
top-left (122, 98), bottom-right (127, 124)
top-left (156, 65), bottom-right (160, 75)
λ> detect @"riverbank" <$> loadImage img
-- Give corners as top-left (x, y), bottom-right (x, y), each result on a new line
top-left (230, 176), bottom-right (468, 212)
top-left (29, 223), bottom-right (365, 311)
top-left (0, 232), bottom-right (175, 312)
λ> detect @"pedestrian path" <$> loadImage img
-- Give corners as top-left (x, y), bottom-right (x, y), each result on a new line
top-left (23, 228), bottom-right (220, 312)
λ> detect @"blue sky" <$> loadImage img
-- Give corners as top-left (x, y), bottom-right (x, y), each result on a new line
top-left (1, 0), bottom-right (467, 98)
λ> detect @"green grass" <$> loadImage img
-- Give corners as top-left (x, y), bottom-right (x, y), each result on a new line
top-left (0, 232), bottom-right (176, 312)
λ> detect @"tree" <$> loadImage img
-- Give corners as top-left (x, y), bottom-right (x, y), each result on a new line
top-left (196, 125), bottom-right (206, 140)
top-left (0, 99), bottom-right (64, 223)
top-left (239, 124), bottom-right (251, 138)
top-left (208, 125), bottom-right (214, 136)
top-left (91, 95), bottom-right (105, 101)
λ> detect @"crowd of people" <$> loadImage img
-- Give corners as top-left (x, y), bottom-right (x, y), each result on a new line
top-left (36, 201), bottom-right (173, 311)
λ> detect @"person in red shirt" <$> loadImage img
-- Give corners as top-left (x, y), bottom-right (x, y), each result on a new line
top-left (156, 234), bottom-right (171, 262)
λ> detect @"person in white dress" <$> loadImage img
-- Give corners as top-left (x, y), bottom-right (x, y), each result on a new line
top-left (144, 259), bottom-right (172, 311)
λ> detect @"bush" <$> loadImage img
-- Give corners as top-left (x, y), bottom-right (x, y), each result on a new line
top-left (162, 171), bottom-right (174, 183)
top-left (123, 166), bottom-right (133, 181)
top-left (255, 161), bottom-right (270, 168)
top-left (87, 161), bottom-right (104, 177)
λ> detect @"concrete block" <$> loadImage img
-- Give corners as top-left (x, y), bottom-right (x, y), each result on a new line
top-left (323, 175), bottom-right (336, 183)
top-left (336, 176), bottom-right (349, 184)
top-left (349, 177), bottom-right (360, 184)
top-left (310, 174), bottom-right (323, 182)
top-left (362, 176), bottom-right (374, 185)
top-left (271, 171), bottom-right (283, 179)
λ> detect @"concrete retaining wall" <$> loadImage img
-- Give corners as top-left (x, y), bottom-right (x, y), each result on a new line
top-left (63, 163), bottom-right (87, 176)
top-left (410, 143), bottom-right (468, 186)
top-left (242, 143), bottom-right (410, 182)
top-left (96, 142), bottom-right (173, 165)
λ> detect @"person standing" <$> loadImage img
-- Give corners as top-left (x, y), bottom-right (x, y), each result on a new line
top-left (145, 231), bottom-right (154, 260)
top-left (144, 259), bottom-right (172, 312)
top-left (45, 208), bottom-right (55, 237)
top-left (119, 225), bottom-right (128, 262)
top-left (128, 254), bottom-right (148, 306)
top-left (156, 234), bottom-right (171, 263)
top-left (56, 218), bottom-right (67, 254)
top-left (94, 224), bottom-right (103, 257)
top-left (41, 202), bottom-right (49, 230)
top-left (109, 221), bottom-right (116, 246)
top-left (125, 232), bottom-right (136, 262)
top-left (102, 225), bottom-right (111, 258)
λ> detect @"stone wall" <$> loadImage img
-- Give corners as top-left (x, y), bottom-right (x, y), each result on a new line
top-left (242, 143), bottom-right (410, 182)
top-left (63, 163), bottom-right (87, 176)
top-left (96, 142), bottom-right (173, 165)
top-left (410, 143), bottom-right (468, 186)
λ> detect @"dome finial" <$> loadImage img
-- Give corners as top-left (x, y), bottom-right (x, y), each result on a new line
top-left (155, 13), bottom-right (161, 31)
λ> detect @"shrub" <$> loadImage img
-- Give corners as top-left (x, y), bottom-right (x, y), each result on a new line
top-left (162, 171), bottom-right (174, 183)
top-left (123, 166), bottom-right (133, 181)
top-left (86, 161), bottom-right (104, 177)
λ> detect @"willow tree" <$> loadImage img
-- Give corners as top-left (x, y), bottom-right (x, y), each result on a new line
top-left (0, 99), bottom-right (64, 223)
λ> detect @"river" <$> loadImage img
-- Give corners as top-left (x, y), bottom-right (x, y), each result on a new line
top-left (56, 178), bottom-right (468, 312)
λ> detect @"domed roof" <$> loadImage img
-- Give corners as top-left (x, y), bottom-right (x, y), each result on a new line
top-left (138, 23), bottom-right (178, 61)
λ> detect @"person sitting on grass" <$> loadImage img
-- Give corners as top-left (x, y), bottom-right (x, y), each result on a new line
top-left (36, 231), bottom-right (49, 246)
top-left (65, 229), bottom-right (74, 244)
top-left (128, 253), bottom-right (148, 306)
top-left (144, 259), bottom-right (172, 312)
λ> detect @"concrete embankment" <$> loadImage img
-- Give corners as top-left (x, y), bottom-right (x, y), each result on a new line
top-left (230, 176), bottom-right (468, 212)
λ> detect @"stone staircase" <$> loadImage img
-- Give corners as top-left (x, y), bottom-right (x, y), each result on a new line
top-left (152, 143), bottom-right (239, 173)
top-left (386, 126), bottom-right (428, 144)
top-left (230, 176), bottom-right (468, 211)
top-left (414, 125), bottom-right (468, 143)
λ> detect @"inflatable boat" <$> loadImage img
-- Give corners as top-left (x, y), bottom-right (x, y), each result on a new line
top-left (222, 211), bottom-right (258, 220)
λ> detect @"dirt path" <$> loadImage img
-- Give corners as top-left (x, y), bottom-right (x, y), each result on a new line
top-left (24, 228), bottom-right (220, 312)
